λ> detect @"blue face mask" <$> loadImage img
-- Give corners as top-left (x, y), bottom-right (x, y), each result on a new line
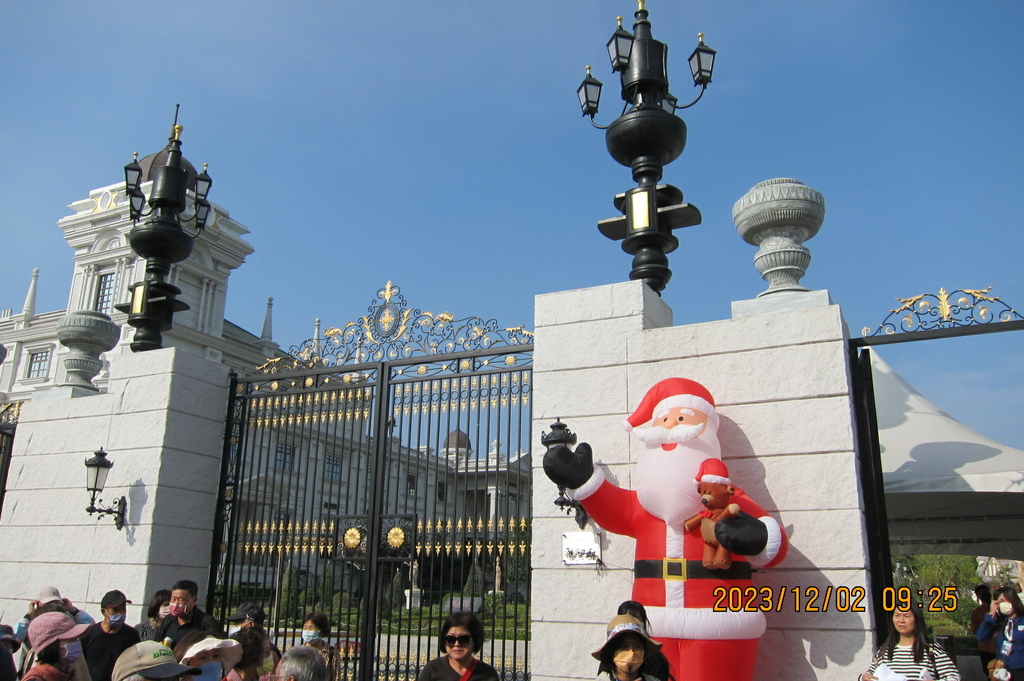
top-left (301, 630), bottom-right (321, 644)
top-left (108, 614), bottom-right (127, 627)
top-left (194, 661), bottom-right (223, 681)
top-left (61, 641), bottom-right (83, 664)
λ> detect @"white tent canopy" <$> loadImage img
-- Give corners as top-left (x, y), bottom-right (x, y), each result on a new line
top-left (872, 351), bottom-right (1024, 558)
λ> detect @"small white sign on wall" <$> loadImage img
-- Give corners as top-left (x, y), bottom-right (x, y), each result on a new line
top-left (562, 530), bottom-right (601, 565)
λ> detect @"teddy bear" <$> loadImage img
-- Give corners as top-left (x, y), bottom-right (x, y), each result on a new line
top-left (683, 460), bottom-right (741, 569)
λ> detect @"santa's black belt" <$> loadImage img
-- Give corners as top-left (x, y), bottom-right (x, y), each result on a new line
top-left (634, 559), bottom-right (752, 581)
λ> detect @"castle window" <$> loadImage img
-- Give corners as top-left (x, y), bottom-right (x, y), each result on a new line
top-left (275, 443), bottom-right (294, 471)
top-left (94, 272), bottom-right (117, 314)
top-left (436, 481), bottom-right (447, 502)
top-left (27, 349), bottom-right (51, 379)
top-left (325, 455), bottom-right (342, 481)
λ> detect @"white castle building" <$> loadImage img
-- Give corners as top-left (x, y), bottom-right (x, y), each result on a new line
top-left (0, 146), bottom-right (278, 402)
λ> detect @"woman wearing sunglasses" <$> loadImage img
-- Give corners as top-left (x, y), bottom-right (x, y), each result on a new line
top-left (417, 612), bottom-right (497, 681)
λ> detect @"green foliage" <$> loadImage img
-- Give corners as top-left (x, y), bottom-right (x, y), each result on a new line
top-left (891, 554), bottom-right (981, 635)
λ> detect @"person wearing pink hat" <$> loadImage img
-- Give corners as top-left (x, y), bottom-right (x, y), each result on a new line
top-left (543, 377), bottom-right (789, 681)
top-left (22, 612), bottom-right (92, 681)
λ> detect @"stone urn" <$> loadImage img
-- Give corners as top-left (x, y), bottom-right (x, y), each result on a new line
top-left (56, 310), bottom-right (121, 390)
top-left (732, 178), bottom-right (825, 297)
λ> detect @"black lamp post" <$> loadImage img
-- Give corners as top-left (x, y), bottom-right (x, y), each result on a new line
top-left (115, 106), bottom-right (212, 352)
top-left (84, 449), bottom-right (127, 530)
top-left (577, 2), bottom-right (717, 294)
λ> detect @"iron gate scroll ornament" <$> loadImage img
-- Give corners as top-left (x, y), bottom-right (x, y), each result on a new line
top-left (257, 281), bottom-right (532, 373)
top-left (862, 286), bottom-right (1023, 336)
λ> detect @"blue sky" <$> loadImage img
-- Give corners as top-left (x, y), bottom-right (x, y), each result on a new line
top-left (1, 1), bottom-right (1021, 447)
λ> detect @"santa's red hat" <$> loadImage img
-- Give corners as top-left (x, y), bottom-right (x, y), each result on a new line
top-left (695, 458), bottom-right (731, 485)
top-left (623, 377), bottom-right (718, 432)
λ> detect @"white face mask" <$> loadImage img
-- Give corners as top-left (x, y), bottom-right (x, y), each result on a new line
top-left (999, 601), bottom-right (1015, 616)
top-left (228, 625), bottom-right (242, 637)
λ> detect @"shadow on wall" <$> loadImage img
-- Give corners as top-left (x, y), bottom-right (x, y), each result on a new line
top-left (717, 416), bottom-right (871, 679)
top-left (125, 478), bottom-right (150, 547)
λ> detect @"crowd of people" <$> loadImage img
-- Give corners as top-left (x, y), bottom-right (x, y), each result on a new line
top-left (0, 582), bottom-right (330, 681)
top-left (7, 581), bottom-right (1021, 681)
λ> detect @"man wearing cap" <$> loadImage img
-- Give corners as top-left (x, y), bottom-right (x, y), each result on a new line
top-left (112, 642), bottom-right (201, 681)
top-left (81, 590), bottom-right (141, 681)
top-left (544, 377), bottom-right (788, 681)
top-left (13, 587), bottom-right (95, 644)
top-left (159, 581), bottom-right (222, 648)
top-left (225, 604), bottom-right (279, 667)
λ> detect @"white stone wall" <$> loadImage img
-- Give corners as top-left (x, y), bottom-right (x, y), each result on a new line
top-left (0, 348), bottom-right (230, 626)
top-left (530, 281), bottom-right (873, 681)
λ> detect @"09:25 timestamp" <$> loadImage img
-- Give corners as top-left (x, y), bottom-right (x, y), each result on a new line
top-left (882, 586), bottom-right (959, 612)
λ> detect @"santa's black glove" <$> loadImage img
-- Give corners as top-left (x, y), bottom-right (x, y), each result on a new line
top-left (542, 442), bottom-right (594, 489)
top-left (715, 511), bottom-right (768, 556)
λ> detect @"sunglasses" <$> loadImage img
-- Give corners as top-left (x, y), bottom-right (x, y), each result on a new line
top-left (444, 634), bottom-right (473, 647)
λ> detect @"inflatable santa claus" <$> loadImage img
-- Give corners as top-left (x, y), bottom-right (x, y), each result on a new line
top-left (543, 378), bottom-right (788, 681)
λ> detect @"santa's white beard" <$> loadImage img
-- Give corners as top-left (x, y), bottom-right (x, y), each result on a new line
top-left (633, 422), bottom-right (705, 446)
top-left (635, 434), bottom-right (722, 525)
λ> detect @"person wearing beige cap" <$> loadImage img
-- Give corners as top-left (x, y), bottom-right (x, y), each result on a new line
top-left (14, 587), bottom-right (95, 646)
top-left (21, 612), bottom-right (92, 681)
top-left (592, 615), bottom-right (663, 681)
top-left (111, 642), bottom-right (200, 681)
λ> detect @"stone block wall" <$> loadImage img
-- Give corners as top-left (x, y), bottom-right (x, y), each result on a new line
top-left (0, 348), bottom-right (229, 626)
top-left (530, 281), bottom-right (873, 681)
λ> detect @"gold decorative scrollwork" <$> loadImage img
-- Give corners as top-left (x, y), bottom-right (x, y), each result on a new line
top-left (254, 282), bottom-right (532, 373)
top-left (862, 286), bottom-right (1022, 336)
top-left (0, 400), bottom-right (23, 426)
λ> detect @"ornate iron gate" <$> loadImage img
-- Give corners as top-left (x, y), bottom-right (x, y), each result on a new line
top-left (850, 286), bottom-right (1024, 645)
top-left (211, 283), bottom-right (533, 681)
top-left (0, 401), bottom-right (21, 520)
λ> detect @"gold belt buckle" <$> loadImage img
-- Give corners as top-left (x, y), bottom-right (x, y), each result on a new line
top-left (663, 558), bottom-right (686, 580)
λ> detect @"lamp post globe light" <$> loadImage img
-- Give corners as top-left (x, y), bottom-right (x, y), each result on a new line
top-left (116, 105), bottom-right (213, 352)
top-left (577, 1), bottom-right (716, 294)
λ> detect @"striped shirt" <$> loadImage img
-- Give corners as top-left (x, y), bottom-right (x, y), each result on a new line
top-left (867, 644), bottom-right (960, 681)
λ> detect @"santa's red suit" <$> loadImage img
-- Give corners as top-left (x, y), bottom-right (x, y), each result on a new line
top-left (565, 379), bottom-right (788, 681)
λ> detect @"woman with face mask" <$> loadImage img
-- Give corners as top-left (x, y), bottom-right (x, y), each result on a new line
top-left (977, 586), bottom-right (1024, 680)
top-left (22, 613), bottom-right (92, 681)
top-left (135, 590), bottom-right (171, 643)
top-left (180, 635), bottom-right (242, 681)
top-left (592, 615), bottom-right (662, 681)
top-left (299, 613), bottom-right (344, 681)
